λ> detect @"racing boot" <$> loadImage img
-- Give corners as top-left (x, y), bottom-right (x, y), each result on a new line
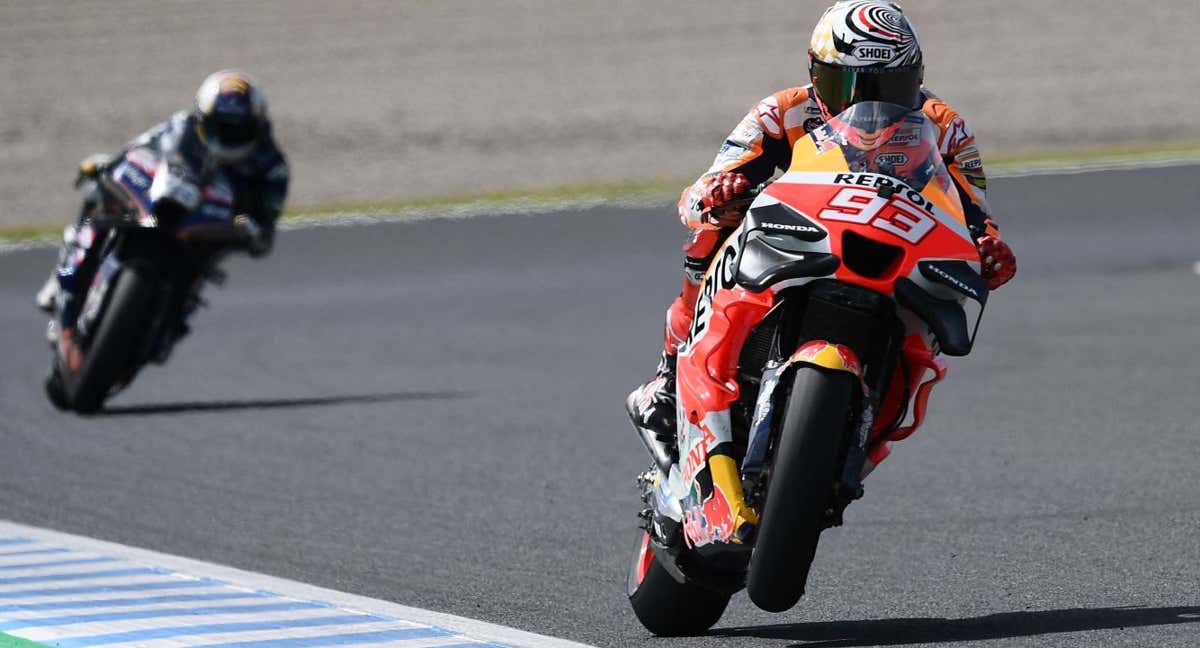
top-left (45, 320), bottom-right (61, 346)
top-left (37, 224), bottom-right (83, 314)
top-left (625, 351), bottom-right (679, 472)
top-left (35, 272), bottom-right (59, 314)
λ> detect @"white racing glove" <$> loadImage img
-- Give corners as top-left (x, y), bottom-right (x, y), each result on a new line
top-left (233, 214), bottom-right (269, 257)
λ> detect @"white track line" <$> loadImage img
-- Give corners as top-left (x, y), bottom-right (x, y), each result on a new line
top-left (0, 520), bottom-right (595, 648)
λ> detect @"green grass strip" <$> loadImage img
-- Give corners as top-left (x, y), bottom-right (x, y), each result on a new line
top-left (3, 141), bottom-right (1198, 244)
top-left (0, 633), bottom-right (50, 648)
top-left (280, 140), bottom-right (1200, 220)
top-left (989, 139), bottom-right (1200, 168)
top-left (0, 224), bottom-right (61, 245)
top-left (283, 177), bottom-right (684, 219)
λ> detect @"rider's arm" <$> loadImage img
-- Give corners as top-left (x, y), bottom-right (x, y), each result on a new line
top-left (242, 145), bottom-right (289, 257)
top-left (677, 90), bottom-right (800, 229)
top-left (73, 117), bottom-right (175, 188)
top-left (923, 94), bottom-right (1014, 289)
top-left (921, 96), bottom-right (1001, 240)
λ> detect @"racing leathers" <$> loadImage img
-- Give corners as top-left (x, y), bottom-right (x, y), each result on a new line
top-left (52, 110), bottom-right (289, 337)
top-left (629, 85), bottom-right (1009, 462)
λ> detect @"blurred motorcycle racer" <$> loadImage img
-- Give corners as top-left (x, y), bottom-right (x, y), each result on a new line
top-left (36, 70), bottom-right (289, 362)
top-left (627, 1), bottom-right (1016, 462)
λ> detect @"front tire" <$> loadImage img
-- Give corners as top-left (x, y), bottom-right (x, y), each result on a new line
top-left (44, 365), bottom-right (69, 411)
top-left (747, 367), bottom-right (855, 612)
top-left (627, 531), bottom-right (730, 636)
top-left (67, 266), bottom-right (156, 413)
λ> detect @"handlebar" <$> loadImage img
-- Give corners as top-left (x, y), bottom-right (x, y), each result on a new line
top-left (702, 183), bottom-right (767, 227)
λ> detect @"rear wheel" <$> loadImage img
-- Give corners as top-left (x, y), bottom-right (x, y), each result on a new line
top-left (627, 531), bottom-right (731, 636)
top-left (67, 266), bottom-right (156, 413)
top-left (747, 367), bottom-right (855, 612)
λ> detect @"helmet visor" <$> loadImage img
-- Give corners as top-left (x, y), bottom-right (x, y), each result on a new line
top-left (810, 59), bottom-right (924, 115)
top-left (204, 116), bottom-right (258, 149)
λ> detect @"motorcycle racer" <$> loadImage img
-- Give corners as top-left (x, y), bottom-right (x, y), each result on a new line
top-left (627, 1), bottom-right (1016, 462)
top-left (36, 70), bottom-right (289, 366)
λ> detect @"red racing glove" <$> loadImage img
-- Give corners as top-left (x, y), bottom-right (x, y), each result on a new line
top-left (687, 171), bottom-right (752, 228)
top-left (976, 235), bottom-right (1016, 290)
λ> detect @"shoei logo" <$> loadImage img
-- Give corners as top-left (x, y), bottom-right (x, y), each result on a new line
top-left (854, 46), bottom-right (894, 62)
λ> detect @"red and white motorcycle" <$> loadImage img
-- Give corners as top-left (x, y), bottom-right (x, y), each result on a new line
top-left (627, 102), bottom-right (990, 635)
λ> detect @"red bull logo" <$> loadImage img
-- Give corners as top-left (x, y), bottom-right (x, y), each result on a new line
top-left (682, 484), bottom-right (736, 547)
top-left (792, 341), bottom-right (863, 376)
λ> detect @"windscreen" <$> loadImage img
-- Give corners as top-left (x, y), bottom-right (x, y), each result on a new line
top-left (810, 101), bottom-right (951, 194)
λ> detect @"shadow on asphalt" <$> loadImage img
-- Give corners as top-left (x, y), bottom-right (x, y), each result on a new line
top-left (93, 391), bottom-right (471, 416)
top-left (710, 605), bottom-right (1200, 646)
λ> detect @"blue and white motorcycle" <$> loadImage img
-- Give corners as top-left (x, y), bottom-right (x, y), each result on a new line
top-left (44, 148), bottom-right (260, 413)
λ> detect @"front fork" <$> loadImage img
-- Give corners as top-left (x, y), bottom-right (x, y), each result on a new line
top-left (672, 327), bottom-right (946, 549)
top-left (742, 341), bottom-right (871, 529)
top-left (642, 337), bottom-right (872, 590)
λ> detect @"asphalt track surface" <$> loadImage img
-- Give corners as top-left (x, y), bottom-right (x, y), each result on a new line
top-left (2, 165), bottom-right (1200, 647)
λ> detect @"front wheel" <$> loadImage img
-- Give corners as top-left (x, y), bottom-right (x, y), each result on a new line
top-left (747, 367), bottom-right (855, 612)
top-left (66, 265), bottom-right (156, 413)
top-left (627, 531), bottom-right (731, 636)
top-left (44, 365), bottom-right (69, 411)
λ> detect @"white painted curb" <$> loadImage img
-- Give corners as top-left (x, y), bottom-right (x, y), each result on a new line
top-left (0, 520), bottom-right (596, 648)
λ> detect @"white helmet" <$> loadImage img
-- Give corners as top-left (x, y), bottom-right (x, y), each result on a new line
top-left (193, 70), bottom-right (268, 163)
top-left (808, 1), bottom-right (924, 118)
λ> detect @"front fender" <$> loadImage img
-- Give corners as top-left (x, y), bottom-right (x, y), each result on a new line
top-left (743, 341), bottom-right (863, 476)
top-left (789, 340), bottom-right (863, 376)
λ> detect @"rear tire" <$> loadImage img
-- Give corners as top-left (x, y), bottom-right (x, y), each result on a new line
top-left (627, 531), bottom-right (730, 636)
top-left (747, 367), bottom-right (854, 612)
top-left (67, 266), bottom-right (156, 413)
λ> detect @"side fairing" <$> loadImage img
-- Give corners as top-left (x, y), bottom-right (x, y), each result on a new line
top-left (110, 148), bottom-right (235, 226)
top-left (736, 194), bottom-right (839, 293)
top-left (764, 171), bottom-right (978, 293)
top-left (675, 227), bottom-right (770, 548)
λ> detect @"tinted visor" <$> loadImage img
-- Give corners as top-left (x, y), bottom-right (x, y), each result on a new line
top-left (810, 59), bottom-right (923, 115)
top-left (204, 115), bottom-right (258, 148)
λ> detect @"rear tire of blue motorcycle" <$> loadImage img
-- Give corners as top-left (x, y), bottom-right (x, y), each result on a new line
top-left (627, 531), bottom-right (730, 636)
top-left (69, 267), bottom-right (155, 414)
top-left (747, 367), bottom-right (854, 613)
